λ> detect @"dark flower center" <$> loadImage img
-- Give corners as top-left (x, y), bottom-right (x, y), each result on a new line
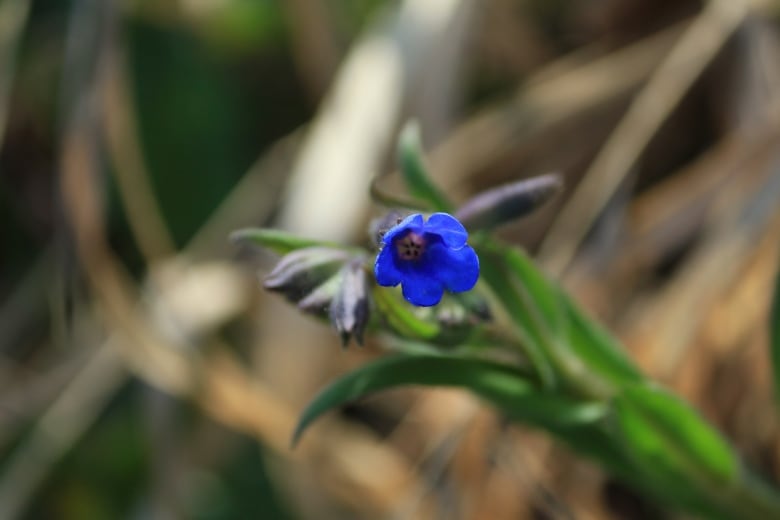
top-left (395, 232), bottom-right (425, 261)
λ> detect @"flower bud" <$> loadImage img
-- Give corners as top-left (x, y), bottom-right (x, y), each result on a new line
top-left (263, 247), bottom-right (350, 302)
top-left (454, 292), bottom-right (492, 323)
top-left (297, 272), bottom-right (343, 316)
top-left (427, 293), bottom-right (492, 347)
top-left (329, 259), bottom-right (370, 346)
top-left (436, 292), bottom-right (491, 327)
top-left (455, 174), bottom-right (562, 231)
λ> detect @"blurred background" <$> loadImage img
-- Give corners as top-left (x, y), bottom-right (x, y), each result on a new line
top-left (2, 0), bottom-right (780, 518)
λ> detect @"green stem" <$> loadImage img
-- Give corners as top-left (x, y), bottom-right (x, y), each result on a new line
top-left (478, 259), bottom-right (557, 389)
top-left (509, 274), bottom-right (615, 399)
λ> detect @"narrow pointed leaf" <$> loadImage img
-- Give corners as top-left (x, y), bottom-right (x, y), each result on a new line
top-left (292, 354), bottom-right (605, 446)
top-left (615, 384), bottom-right (738, 485)
top-left (479, 239), bottom-right (641, 387)
top-left (612, 384), bottom-right (743, 517)
top-left (502, 246), bottom-right (564, 330)
top-left (398, 121), bottom-right (452, 212)
top-left (477, 247), bottom-right (556, 388)
top-left (230, 228), bottom-right (341, 255)
top-left (613, 395), bottom-right (727, 517)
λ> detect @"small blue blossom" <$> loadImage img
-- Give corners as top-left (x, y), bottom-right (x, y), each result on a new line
top-left (375, 213), bottom-right (479, 306)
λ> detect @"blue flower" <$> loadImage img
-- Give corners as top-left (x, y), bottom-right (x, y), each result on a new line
top-left (375, 213), bottom-right (479, 306)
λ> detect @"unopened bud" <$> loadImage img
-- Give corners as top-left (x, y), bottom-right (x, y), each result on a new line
top-left (263, 247), bottom-right (350, 302)
top-left (329, 259), bottom-right (370, 346)
top-left (436, 292), bottom-right (491, 328)
top-left (455, 174), bottom-right (562, 231)
top-left (297, 272), bottom-right (343, 316)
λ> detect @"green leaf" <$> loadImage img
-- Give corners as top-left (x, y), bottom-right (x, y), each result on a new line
top-left (230, 228), bottom-right (342, 255)
top-left (502, 247), bottom-right (566, 332)
top-left (562, 295), bottom-right (643, 385)
top-left (619, 384), bottom-right (738, 484)
top-left (479, 239), bottom-right (641, 389)
top-left (613, 385), bottom-right (746, 517)
top-left (503, 244), bottom-right (642, 384)
top-left (611, 383), bottom-right (740, 517)
top-left (292, 354), bottom-right (605, 446)
top-left (128, 20), bottom-right (274, 246)
top-left (397, 121), bottom-right (453, 212)
top-left (613, 398), bottom-right (723, 515)
top-left (771, 263), bottom-right (780, 402)
top-left (477, 248), bottom-right (557, 388)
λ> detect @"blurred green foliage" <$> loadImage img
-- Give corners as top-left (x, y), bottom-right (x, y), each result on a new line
top-left (126, 13), bottom-right (310, 246)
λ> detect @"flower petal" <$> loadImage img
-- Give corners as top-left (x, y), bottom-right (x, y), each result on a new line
top-left (374, 246), bottom-right (403, 287)
top-left (427, 242), bottom-right (479, 293)
top-left (425, 213), bottom-right (468, 248)
top-left (382, 213), bottom-right (423, 246)
top-left (401, 271), bottom-right (445, 306)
